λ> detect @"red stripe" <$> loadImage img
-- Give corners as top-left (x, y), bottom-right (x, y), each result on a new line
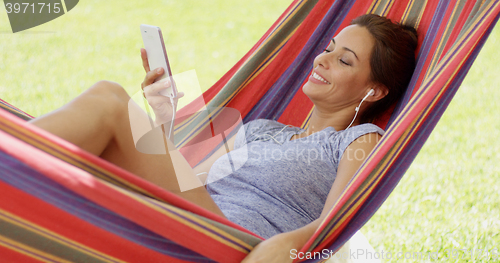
top-left (0, 245), bottom-right (42, 263)
top-left (279, 0), bottom-right (377, 126)
top-left (0, 99), bottom-right (34, 119)
top-left (225, 0), bottom-right (339, 119)
top-left (0, 182), bottom-right (176, 262)
top-left (440, 0), bottom-right (477, 61)
top-left (175, 0), bottom-right (306, 166)
top-left (412, 0), bottom-right (453, 96)
top-left (0, 108), bottom-right (252, 232)
top-left (387, 0), bottom-right (411, 19)
top-left (0, 129), bottom-right (260, 262)
top-left (177, 0), bottom-right (303, 119)
top-left (178, 107), bottom-right (243, 167)
top-left (301, 0), bottom-right (500, 253)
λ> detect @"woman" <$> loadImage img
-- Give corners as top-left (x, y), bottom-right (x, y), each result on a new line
top-left (31, 14), bottom-right (417, 262)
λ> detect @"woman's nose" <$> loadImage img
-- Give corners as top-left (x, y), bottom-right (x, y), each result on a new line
top-left (315, 51), bottom-right (333, 69)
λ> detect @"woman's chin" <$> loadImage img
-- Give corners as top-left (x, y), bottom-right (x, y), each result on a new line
top-left (302, 81), bottom-right (324, 99)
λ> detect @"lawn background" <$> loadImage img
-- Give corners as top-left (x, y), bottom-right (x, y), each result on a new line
top-left (1, 1), bottom-right (499, 262)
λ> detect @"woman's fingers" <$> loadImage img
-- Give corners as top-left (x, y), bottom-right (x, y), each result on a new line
top-left (144, 78), bottom-right (171, 95)
top-left (146, 95), bottom-right (171, 110)
top-left (144, 78), bottom-right (171, 96)
top-left (141, 67), bottom-right (165, 89)
top-left (140, 48), bottom-right (150, 73)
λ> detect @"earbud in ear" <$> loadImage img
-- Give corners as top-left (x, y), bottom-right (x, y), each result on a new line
top-left (347, 89), bottom-right (376, 129)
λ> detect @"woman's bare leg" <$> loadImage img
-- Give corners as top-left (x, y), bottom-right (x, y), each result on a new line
top-left (30, 80), bottom-right (225, 218)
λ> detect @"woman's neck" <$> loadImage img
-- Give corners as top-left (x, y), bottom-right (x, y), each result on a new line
top-left (299, 107), bottom-right (360, 138)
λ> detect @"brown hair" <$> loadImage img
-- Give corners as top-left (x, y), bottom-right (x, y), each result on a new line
top-left (351, 14), bottom-right (418, 123)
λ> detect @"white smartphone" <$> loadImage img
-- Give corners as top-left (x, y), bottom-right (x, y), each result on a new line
top-left (140, 24), bottom-right (177, 97)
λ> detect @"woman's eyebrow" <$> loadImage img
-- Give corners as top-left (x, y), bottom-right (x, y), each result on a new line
top-left (331, 38), bottom-right (359, 61)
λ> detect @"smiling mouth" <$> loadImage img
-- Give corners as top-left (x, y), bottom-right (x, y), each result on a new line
top-left (311, 72), bottom-right (331, 84)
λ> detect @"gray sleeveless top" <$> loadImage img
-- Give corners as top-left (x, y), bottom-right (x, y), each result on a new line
top-left (206, 119), bottom-right (384, 238)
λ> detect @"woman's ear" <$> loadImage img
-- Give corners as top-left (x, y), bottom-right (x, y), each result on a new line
top-left (366, 83), bottom-right (388, 102)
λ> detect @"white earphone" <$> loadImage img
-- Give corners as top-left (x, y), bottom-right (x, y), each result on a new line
top-left (346, 89), bottom-right (375, 129)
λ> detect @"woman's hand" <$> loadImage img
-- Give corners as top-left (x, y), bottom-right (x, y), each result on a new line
top-left (242, 233), bottom-right (298, 263)
top-left (140, 48), bottom-right (183, 126)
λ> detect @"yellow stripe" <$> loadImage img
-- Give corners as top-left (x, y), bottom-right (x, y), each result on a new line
top-left (316, 20), bottom-right (483, 245)
top-left (408, 2), bottom-right (492, 115)
top-left (0, 119), bottom-right (162, 201)
top-left (367, 0), bottom-right (382, 14)
top-left (1, 118), bottom-right (255, 252)
top-left (174, 0), bottom-right (310, 138)
top-left (380, 0), bottom-right (395, 16)
top-left (0, 211), bottom-right (124, 263)
top-left (301, 106), bottom-right (314, 129)
top-left (174, 28), bottom-right (296, 148)
top-left (0, 235), bottom-right (72, 263)
top-left (311, 0), bottom-right (496, 246)
top-left (108, 184), bottom-right (255, 253)
top-left (423, 1), bottom-right (461, 81)
top-left (401, 0), bottom-right (416, 23)
top-left (172, 1), bottom-right (308, 137)
top-left (414, 0), bottom-right (429, 29)
top-left (263, 0), bottom-right (306, 42)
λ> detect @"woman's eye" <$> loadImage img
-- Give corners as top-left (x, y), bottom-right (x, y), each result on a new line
top-left (323, 48), bottom-right (332, 53)
top-left (340, 59), bottom-right (350, 66)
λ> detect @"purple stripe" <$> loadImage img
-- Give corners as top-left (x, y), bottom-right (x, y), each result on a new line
top-left (317, 20), bottom-right (491, 247)
top-left (245, 0), bottom-right (357, 122)
top-left (0, 210), bottom-right (119, 262)
top-left (0, 238), bottom-right (58, 262)
top-left (382, 0), bottom-right (394, 15)
top-left (387, 0), bottom-right (496, 137)
top-left (305, 5), bottom-right (500, 259)
top-left (388, 0), bottom-right (451, 125)
top-left (0, 150), bottom-right (215, 262)
top-left (174, 2), bottom-right (306, 142)
top-left (369, 0), bottom-right (382, 13)
top-left (175, 1), bottom-right (305, 135)
top-left (0, 121), bottom-right (146, 195)
top-left (264, 0), bottom-right (307, 42)
top-left (143, 196), bottom-right (255, 253)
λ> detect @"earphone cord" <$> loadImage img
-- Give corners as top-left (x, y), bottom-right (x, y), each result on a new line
top-left (345, 100), bottom-right (362, 130)
top-left (251, 124), bottom-right (295, 145)
top-left (346, 90), bottom-right (373, 130)
top-left (168, 96), bottom-right (177, 140)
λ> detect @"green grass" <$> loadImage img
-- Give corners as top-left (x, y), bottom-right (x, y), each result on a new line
top-left (363, 24), bottom-right (500, 262)
top-left (1, 1), bottom-right (499, 262)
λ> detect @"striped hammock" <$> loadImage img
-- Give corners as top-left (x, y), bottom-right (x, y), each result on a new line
top-left (1, 0), bottom-right (499, 262)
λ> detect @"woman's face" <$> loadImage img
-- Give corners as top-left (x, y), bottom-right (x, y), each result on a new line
top-left (303, 25), bottom-right (376, 111)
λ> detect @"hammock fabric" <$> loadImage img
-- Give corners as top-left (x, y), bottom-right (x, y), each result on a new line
top-left (1, 0), bottom-right (499, 262)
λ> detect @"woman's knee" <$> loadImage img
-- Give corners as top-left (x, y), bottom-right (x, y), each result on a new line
top-left (88, 80), bottom-right (129, 100)
top-left (84, 80), bottom-right (130, 124)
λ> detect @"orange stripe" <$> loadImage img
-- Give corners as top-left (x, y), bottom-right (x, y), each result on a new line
top-left (308, 0), bottom-right (498, 249)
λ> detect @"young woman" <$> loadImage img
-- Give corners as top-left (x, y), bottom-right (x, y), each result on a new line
top-left (30, 14), bottom-right (417, 262)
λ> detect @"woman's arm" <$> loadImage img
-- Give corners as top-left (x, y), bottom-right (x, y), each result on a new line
top-left (141, 48), bottom-right (237, 185)
top-left (242, 132), bottom-right (382, 263)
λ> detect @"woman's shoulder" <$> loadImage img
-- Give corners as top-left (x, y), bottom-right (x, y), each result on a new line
top-left (341, 123), bottom-right (385, 138)
top-left (235, 119), bottom-right (297, 146)
top-left (323, 123), bottom-right (384, 162)
top-left (339, 123), bottom-right (383, 152)
top-left (244, 119), bottom-right (289, 133)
